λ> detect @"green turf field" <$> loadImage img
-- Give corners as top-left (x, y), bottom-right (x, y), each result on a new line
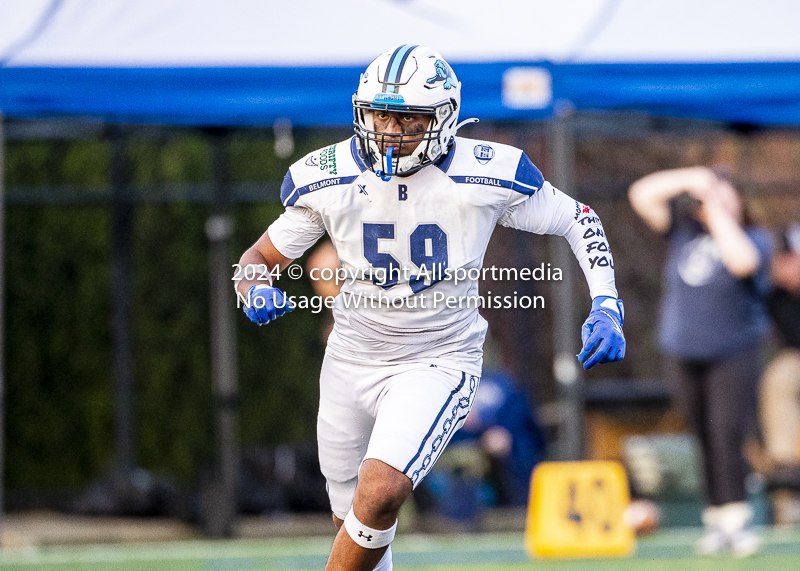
top-left (0, 529), bottom-right (798, 571)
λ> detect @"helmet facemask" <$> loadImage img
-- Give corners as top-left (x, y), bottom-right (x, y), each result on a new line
top-left (353, 99), bottom-right (457, 178)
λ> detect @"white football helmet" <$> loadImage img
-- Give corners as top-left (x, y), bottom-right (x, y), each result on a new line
top-left (353, 45), bottom-right (475, 178)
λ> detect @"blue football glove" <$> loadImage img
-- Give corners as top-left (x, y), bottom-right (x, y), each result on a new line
top-left (242, 284), bottom-right (295, 326)
top-left (577, 296), bottom-right (626, 369)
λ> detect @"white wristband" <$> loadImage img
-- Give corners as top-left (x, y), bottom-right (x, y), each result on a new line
top-left (344, 509), bottom-right (397, 549)
top-left (233, 263), bottom-right (273, 295)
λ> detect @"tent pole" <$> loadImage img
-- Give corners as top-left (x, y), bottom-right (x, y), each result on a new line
top-left (0, 112), bottom-right (6, 541)
top-left (548, 102), bottom-right (584, 461)
top-left (204, 129), bottom-right (238, 537)
top-left (110, 127), bottom-right (136, 483)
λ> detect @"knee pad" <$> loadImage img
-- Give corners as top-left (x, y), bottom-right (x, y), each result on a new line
top-left (327, 477), bottom-right (358, 520)
top-left (344, 509), bottom-right (397, 549)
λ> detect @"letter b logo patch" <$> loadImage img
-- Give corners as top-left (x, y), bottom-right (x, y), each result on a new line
top-left (398, 184), bottom-right (408, 201)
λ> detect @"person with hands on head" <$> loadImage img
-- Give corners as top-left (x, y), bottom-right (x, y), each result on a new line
top-left (629, 166), bottom-right (771, 558)
top-left (237, 45), bottom-right (625, 571)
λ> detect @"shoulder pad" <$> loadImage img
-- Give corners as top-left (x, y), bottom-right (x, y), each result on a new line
top-left (281, 138), bottom-right (363, 206)
top-left (444, 137), bottom-right (543, 195)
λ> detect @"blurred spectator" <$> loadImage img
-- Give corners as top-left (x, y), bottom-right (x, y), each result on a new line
top-left (305, 240), bottom-right (341, 342)
top-left (415, 368), bottom-right (545, 523)
top-left (629, 166), bottom-right (772, 556)
top-left (450, 369), bottom-right (546, 506)
top-left (760, 224), bottom-right (800, 523)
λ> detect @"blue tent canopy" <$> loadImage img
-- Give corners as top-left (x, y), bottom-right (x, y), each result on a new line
top-left (555, 62), bottom-right (800, 126)
top-left (0, 62), bottom-right (558, 127)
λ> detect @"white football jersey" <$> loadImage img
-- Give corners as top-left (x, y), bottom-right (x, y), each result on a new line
top-left (268, 136), bottom-right (618, 374)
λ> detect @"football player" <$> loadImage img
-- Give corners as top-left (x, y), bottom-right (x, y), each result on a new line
top-left (235, 45), bottom-right (625, 571)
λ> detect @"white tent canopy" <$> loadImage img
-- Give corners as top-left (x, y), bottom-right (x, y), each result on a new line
top-left (2, 0), bottom-right (800, 125)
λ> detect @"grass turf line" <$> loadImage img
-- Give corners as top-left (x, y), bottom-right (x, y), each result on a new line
top-left (0, 529), bottom-right (797, 571)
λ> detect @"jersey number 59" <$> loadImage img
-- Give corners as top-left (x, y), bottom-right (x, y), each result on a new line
top-left (363, 223), bottom-right (448, 293)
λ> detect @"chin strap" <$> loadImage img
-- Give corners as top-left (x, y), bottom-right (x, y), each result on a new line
top-left (375, 146), bottom-right (393, 181)
top-left (454, 117), bottom-right (479, 133)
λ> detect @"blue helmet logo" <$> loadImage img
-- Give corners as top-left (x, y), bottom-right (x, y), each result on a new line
top-left (426, 59), bottom-right (456, 90)
top-left (474, 145), bottom-right (494, 165)
top-left (373, 93), bottom-right (405, 104)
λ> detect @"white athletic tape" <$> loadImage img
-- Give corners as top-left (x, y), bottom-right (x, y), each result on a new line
top-left (344, 510), bottom-right (397, 549)
top-left (233, 263), bottom-right (273, 296)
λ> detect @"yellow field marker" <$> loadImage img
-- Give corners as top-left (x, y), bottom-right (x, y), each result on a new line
top-left (525, 461), bottom-right (635, 558)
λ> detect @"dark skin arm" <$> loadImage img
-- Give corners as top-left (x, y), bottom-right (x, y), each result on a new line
top-left (238, 111), bottom-right (425, 294)
top-left (235, 230), bottom-right (294, 297)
